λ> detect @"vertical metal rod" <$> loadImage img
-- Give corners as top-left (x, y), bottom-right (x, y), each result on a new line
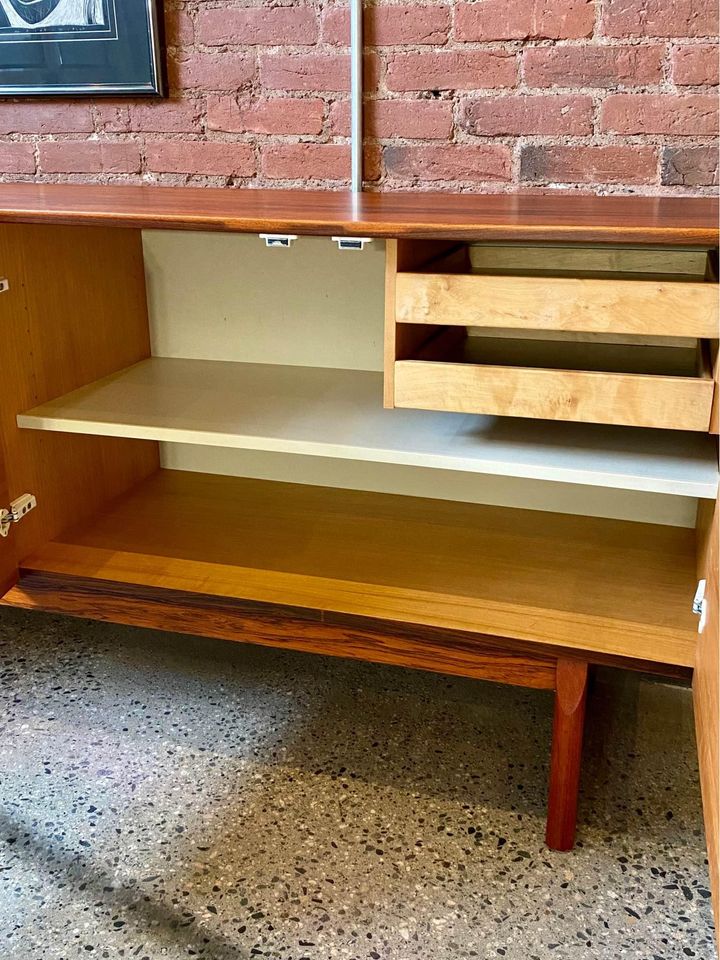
top-left (350, 0), bottom-right (363, 192)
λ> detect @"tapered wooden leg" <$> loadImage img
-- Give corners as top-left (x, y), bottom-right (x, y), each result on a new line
top-left (546, 658), bottom-right (589, 851)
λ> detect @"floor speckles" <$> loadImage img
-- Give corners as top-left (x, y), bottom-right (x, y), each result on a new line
top-left (0, 608), bottom-right (714, 959)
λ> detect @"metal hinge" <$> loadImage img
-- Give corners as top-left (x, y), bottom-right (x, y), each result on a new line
top-left (0, 279), bottom-right (8, 293)
top-left (0, 493), bottom-right (37, 538)
top-left (693, 579), bottom-right (708, 634)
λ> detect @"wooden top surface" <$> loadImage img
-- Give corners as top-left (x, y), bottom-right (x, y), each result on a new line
top-left (0, 183), bottom-right (716, 243)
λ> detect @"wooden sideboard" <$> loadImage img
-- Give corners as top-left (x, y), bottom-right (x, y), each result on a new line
top-left (0, 184), bottom-right (717, 926)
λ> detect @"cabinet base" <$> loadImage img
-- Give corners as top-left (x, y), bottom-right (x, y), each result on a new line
top-left (2, 571), bottom-right (689, 851)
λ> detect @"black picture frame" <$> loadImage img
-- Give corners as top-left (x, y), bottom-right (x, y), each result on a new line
top-left (0, 0), bottom-right (165, 96)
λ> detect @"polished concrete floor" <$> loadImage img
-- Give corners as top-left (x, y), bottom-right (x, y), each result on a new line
top-left (0, 607), bottom-right (714, 960)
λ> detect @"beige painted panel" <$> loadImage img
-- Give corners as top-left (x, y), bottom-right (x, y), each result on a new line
top-left (143, 230), bottom-right (386, 370)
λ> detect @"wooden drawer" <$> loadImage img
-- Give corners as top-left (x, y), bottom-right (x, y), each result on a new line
top-left (394, 343), bottom-right (714, 431)
top-left (385, 239), bottom-right (719, 431)
top-left (396, 271), bottom-right (719, 338)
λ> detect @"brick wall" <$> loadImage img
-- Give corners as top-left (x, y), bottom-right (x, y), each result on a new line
top-left (1, 0), bottom-right (718, 194)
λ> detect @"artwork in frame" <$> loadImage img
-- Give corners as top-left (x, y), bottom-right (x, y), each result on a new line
top-left (0, 0), bottom-right (164, 95)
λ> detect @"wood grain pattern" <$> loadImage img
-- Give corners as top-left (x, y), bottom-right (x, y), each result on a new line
top-left (394, 360), bottom-right (714, 431)
top-left (396, 272), bottom-right (719, 338)
top-left (1, 570), bottom-right (692, 679)
top-left (467, 243), bottom-right (712, 278)
top-left (384, 239), bottom-right (464, 407)
top-left (0, 184), bottom-right (716, 244)
top-left (694, 497), bottom-right (719, 933)
top-left (710, 343), bottom-right (719, 435)
top-left (0, 436), bottom-right (16, 597)
top-left (2, 572), bottom-right (558, 689)
top-left (16, 470), bottom-right (699, 667)
top-left (545, 659), bottom-right (589, 851)
top-left (0, 223), bottom-right (159, 562)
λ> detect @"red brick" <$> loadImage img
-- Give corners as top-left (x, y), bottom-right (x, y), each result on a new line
top-left (601, 93), bottom-right (719, 134)
top-left (145, 141), bottom-right (256, 176)
top-left (260, 53), bottom-right (379, 92)
top-left (261, 143), bottom-right (380, 181)
top-left (603, 0), bottom-right (718, 38)
top-left (524, 45), bottom-right (663, 88)
top-left (323, 4), bottom-right (449, 45)
top-left (196, 6), bottom-right (317, 46)
top-left (0, 142), bottom-right (36, 174)
top-left (455, 0), bottom-right (594, 41)
top-left (165, 7), bottom-right (194, 46)
top-left (384, 144), bottom-right (512, 181)
top-left (207, 96), bottom-right (324, 135)
top-left (662, 145), bottom-right (718, 186)
top-left (94, 104), bottom-right (130, 132)
top-left (386, 51), bottom-right (516, 92)
top-left (330, 99), bottom-right (453, 138)
top-left (671, 44), bottom-right (720, 85)
top-left (520, 145), bottom-right (658, 184)
top-left (169, 52), bottom-right (255, 91)
top-left (38, 141), bottom-right (141, 174)
top-left (464, 94), bottom-right (593, 135)
top-left (97, 100), bottom-right (203, 133)
top-left (0, 103), bottom-right (93, 135)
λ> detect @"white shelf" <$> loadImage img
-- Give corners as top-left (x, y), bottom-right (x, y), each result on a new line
top-left (17, 358), bottom-right (719, 498)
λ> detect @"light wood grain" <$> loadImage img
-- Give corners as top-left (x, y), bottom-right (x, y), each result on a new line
top-left (0, 223), bottom-right (159, 562)
top-left (18, 470), bottom-right (698, 667)
top-left (710, 343), bottom-right (719, 435)
top-left (468, 243), bottom-right (711, 278)
top-left (394, 360), bottom-right (714, 431)
top-left (396, 272), bottom-right (719, 338)
top-left (384, 239), bottom-right (399, 408)
top-left (384, 239), bottom-right (464, 408)
top-left (694, 498), bottom-right (719, 934)
top-left (0, 436), bottom-right (16, 597)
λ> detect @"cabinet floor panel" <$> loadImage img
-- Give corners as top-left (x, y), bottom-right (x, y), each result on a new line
top-left (19, 470), bottom-right (697, 668)
top-left (16, 358), bottom-right (719, 498)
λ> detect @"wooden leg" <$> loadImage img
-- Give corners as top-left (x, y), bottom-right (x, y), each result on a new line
top-left (546, 658), bottom-right (589, 851)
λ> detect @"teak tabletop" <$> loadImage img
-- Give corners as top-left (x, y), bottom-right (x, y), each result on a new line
top-left (0, 183), bottom-right (716, 244)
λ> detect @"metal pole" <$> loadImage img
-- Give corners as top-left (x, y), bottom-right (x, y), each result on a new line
top-left (350, 0), bottom-right (363, 192)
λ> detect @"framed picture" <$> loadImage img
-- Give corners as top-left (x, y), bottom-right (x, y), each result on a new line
top-left (0, 0), bottom-right (165, 96)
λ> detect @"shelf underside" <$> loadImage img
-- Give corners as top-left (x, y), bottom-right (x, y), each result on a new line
top-left (20, 470), bottom-right (698, 668)
top-left (17, 358), bottom-right (719, 498)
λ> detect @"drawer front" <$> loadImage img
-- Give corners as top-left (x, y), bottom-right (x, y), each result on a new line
top-left (394, 360), bottom-right (715, 431)
top-left (396, 272), bottom-right (719, 338)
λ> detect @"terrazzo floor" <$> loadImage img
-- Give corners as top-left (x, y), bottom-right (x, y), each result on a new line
top-left (0, 607), bottom-right (714, 960)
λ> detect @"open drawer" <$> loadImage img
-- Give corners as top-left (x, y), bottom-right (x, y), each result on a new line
top-left (385, 240), bottom-right (719, 431)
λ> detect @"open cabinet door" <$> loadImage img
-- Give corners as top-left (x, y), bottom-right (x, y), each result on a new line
top-left (0, 222), bottom-right (159, 583)
top-left (0, 262), bottom-right (18, 598)
top-left (0, 438), bottom-right (18, 597)
top-left (695, 498), bottom-right (719, 935)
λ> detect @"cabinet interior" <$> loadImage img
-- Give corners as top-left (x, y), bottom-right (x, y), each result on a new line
top-left (1, 220), bottom-right (717, 672)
